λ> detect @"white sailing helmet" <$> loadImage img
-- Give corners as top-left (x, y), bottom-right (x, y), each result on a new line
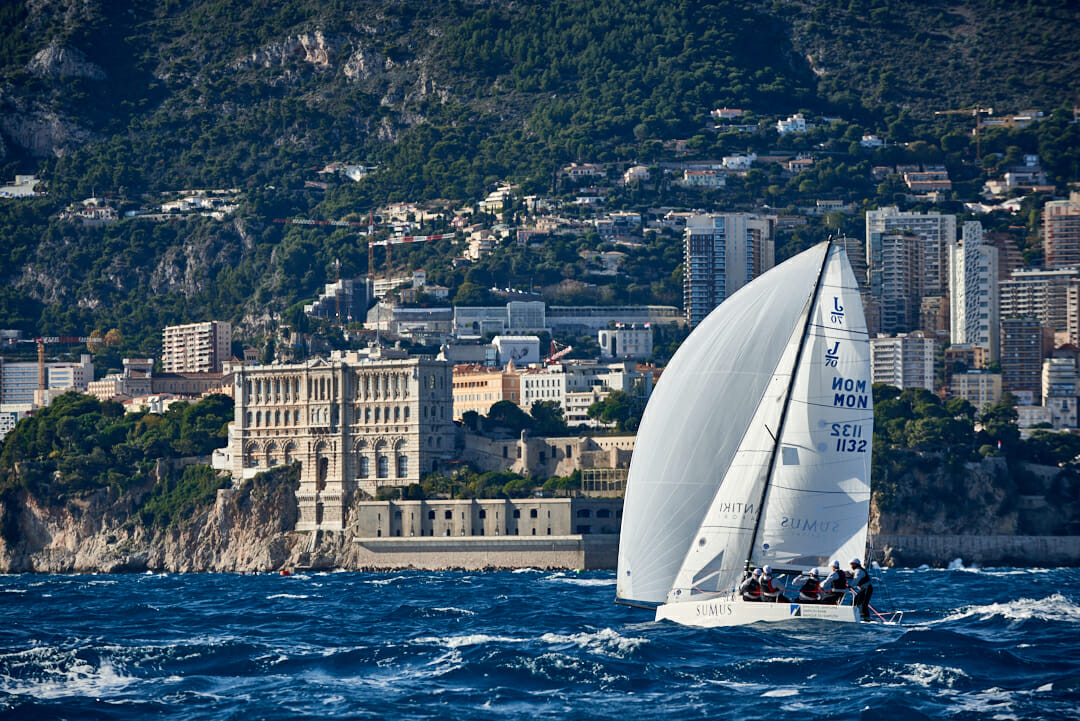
top-left (850, 558), bottom-right (861, 566)
top-left (810, 569), bottom-right (819, 577)
top-left (752, 568), bottom-right (763, 577)
top-left (831, 560), bottom-right (840, 569)
top-left (762, 565), bottom-right (772, 575)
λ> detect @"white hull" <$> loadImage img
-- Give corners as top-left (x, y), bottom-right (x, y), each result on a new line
top-left (655, 595), bottom-right (862, 627)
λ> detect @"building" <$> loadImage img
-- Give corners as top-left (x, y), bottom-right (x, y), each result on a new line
top-left (680, 170), bottom-right (726, 188)
top-left (1043, 193), bottom-right (1080, 269)
top-left (519, 366), bottom-right (568, 412)
top-left (1000, 317), bottom-right (1051, 404)
top-left (452, 364), bottom-right (521, 419)
top-left (683, 213), bottom-right (777, 327)
top-left (453, 301), bottom-right (547, 336)
top-left (304, 277), bottom-right (372, 322)
top-left (598, 324), bottom-right (653, 360)
top-left (944, 344), bottom-right (988, 387)
top-left (949, 221), bottom-right (1000, 361)
top-left (230, 353), bottom-right (456, 531)
top-left (870, 332), bottom-right (937, 391)
top-left (776, 113), bottom-right (807, 134)
top-left (866, 207), bottom-right (956, 334)
top-left (1042, 355), bottom-right (1079, 428)
top-left (999, 268), bottom-right (1078, 334)
top-left (492, 336), bottom-right (541, 366)
top-left (162, 321), bottom-right (232, 373)
top-left (0, 354), bottom-right (94, 406)
top-left (949, 371), bottom-right (1002, 410)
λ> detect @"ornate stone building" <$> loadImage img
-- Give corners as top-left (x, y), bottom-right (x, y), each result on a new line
top-left (231, 352), bottom-right (455, 532)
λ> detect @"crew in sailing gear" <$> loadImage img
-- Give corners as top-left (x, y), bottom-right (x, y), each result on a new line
top-left (821, 560), bottom-right (849, 605)
top-left (739, 568), bottom-right (763, 602)
top-left (792, 568), bottom-right (822, 603)
top-left (850, 559), bottom-right (874, 621)
top-left (760, 567), bottom-right (787, 603)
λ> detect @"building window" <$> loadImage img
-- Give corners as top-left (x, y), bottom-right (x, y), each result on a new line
top-left (397, 455), bottom-right (408, 478)
top-left (479, 509), bottom-right (487, 519)
top-left (359, 457), bottom-right (370, 478)
top-left (576, 509), bottom-right (592, 518)
top-left (596, 509), bottom-right (611, 518)
top-left (444, 510), bottom-right (452, 520)
top-left (377, 455), bottom-right (388, 478)
top-left (428, 510), bottom-right (435, 520)
top-left (530, 509), bottom-right (538, 518)
top-left (513, 509), bottom-right (521, 519)
top-left (576, 525), bottom-right (592, 535)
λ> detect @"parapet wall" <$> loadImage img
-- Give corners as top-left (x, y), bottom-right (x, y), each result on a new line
top-left (353, 534), bottom-right (619, 570)
top-left (872, 534), bottom-right (1080, 567)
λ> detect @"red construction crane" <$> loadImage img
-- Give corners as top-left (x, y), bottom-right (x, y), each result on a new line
top-left (545, 341), bottom-right (573, 365)
top-left (371, 233), bottom-right (457, 281)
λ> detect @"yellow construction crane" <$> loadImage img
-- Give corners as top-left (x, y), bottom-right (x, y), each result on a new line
top-left (934, 106), bottom-right (994, 159)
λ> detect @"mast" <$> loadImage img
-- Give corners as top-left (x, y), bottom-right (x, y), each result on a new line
top-left (743, 241), bottom-right (833, 573)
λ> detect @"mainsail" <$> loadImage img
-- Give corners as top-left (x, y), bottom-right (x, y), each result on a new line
top-left (616, 242), bottom-right (871, 608)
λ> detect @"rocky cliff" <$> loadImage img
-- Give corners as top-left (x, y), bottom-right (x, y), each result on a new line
top-left (1, 467), bottom-right (302, 573)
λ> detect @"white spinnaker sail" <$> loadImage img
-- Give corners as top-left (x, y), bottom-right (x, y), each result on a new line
top-left (616, 243), bottom-right (829, 606)
top-left (754, 245), bottom-right (872, 571)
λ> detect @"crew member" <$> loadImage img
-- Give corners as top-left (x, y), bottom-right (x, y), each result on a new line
top-left (760, 565), bottom-right (786, 603)
top-left (792, 568), bottom-right (822, 603)
top-left (739, 568), bottom-right (763, 602)
top-left (821, 560), bottom-right (848, 605)
top-left (850, 558), bottom-right (874, 621)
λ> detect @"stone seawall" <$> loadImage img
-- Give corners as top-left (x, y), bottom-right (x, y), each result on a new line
top-left (872, 534), bottom-right (1080, 567)
top-left (351, 535), bottom-right (620, 571)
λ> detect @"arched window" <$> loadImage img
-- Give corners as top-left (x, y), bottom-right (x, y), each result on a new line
top-left (513, 509), bottom-right (521, 519)
top-left (275, 411), bottom-right (281, 425)
top-left (428, 510), bottom-right (435, 520)
top-left (397, 455), bottom-right (408, 478)
top-left (576, 509), bottom-right (592, 518)
top-left (596, 509), bottom-right (611, 518)
top-left (404, 407), bottom-right (410, 420)
top-left (375, 407), bottom-right (381, 422)
top-left (394, 406), bottom-right (400, 422)
top-left (247, 411), bottom-right (253, 426)
top-left (377, 455), bottom-right (389, 478)
top-left (255, 411), bottom-right (261, 426)
top-left (479, 509), bottom-right (487, 519)
top-left (444, 510), bottom-right (452, 520)
top-left (359, 456), bottom-right (370, 478)
top-left (530, 509), bottom-right (538, 518)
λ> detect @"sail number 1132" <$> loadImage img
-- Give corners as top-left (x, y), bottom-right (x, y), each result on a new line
top-left (830, 423), bottom-right (866, 453)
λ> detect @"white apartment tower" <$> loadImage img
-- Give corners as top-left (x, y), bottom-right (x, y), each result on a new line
top-left (683, 213), bottom-right (776, 327)
top-left (949, 221), bottom-right (1000, 361)
top-left (866, 207), bottom-right (956, 334)
top-left (870, 332), bottom-right (937, 391)
top-left (162, 321), bottom-right (232, 373)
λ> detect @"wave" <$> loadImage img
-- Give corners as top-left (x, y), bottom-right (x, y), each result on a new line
top-left (539, 628), bottom-right (647, 657)
top-left (266, 593), bottom-right (310, 599)
top-left (939, 593), bottom-right (1080, 625)
top-left (545, 576), bottom-right (616, 587)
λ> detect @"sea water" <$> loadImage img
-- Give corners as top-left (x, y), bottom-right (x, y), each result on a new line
top-left (1, 567), bottom-right (1078, 719)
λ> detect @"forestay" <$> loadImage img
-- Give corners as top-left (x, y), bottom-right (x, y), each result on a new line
top-left (616, 243), bottom-right (829, 606)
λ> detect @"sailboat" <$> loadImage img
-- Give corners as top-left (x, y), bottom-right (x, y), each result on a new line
top-left (617, 240), bottom-right (883, 626)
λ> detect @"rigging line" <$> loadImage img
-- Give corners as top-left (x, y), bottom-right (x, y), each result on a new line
top-left (746, 242), bottom-right (833, 571)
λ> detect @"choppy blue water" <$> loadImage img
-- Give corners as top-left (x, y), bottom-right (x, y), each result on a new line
top-left (1, 567), bottom-right (1079, 720)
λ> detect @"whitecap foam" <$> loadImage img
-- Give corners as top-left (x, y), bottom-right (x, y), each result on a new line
top-left (894, 662), bottom-right (968, 688)
top-left (369, 575), bottom-right (411, 586)
top-left (267, 593), bottom-right (310, 599)
top-left (0, 655), bottom-right (138, 700)
top-left (762, 688), bottom-right (799, 698)
top-left (947, 558), bottom-right (966, 570)
top-left (939, 593), bottom-right (1080, 624)
top-left (512, 568), bottom-right (542, 574)
top-left (540, 627), bottom-right (646, 657)
top-left (546, 576), bottom-right (616, 587)
top-left (413, 633), bottom-right (525, 649)
top-left (430, 607), bottom-right (476, 615)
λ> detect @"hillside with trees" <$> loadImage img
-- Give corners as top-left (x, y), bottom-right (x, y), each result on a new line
top-left (0, 0), bottom-right (1078, 359)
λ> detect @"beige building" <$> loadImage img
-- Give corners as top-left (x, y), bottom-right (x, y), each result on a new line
top-left (162, 321), bottom-right (232, 373)
top-left (231, 352), bottom-right (456, 531)
top-left (352, 497), bottom-right (623, 538)
top-left (949, 371), bottom-right (1002, 410)
top-left (452, 363), bottom-right (521, 419)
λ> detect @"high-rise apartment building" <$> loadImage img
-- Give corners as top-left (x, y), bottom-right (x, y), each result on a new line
top-left (231, 353), bottom-right (456, 531)
top-left (870, 332), bottom-right (937, 391)
top-left (1043, 192), bottom-right (1080, 268)
top-left (683, 213), bottom-right (776, 327)
top-left (999, 268), bottom-right (1078, 333)
top-left (1042, 355), bottom-right (1079, 428)
top-left (866, 207), bottom-right (956, 334)
top-left (1000, 317), bottom-right (1051, 404)
top-left (949, 221), bottom-right (1000, 360)
top-left (162, 321), bottom-right (232, 373)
